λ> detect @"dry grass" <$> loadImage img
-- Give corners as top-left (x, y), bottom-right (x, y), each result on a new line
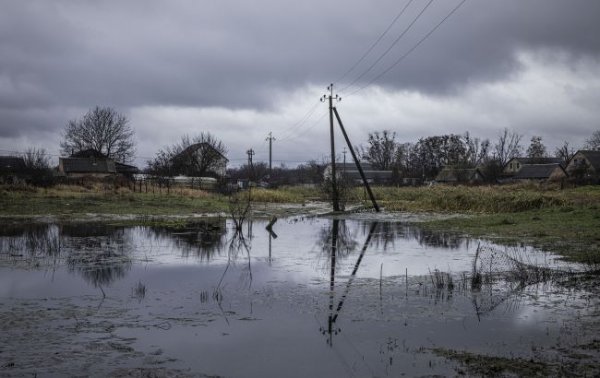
top-left (367, 183), bottom-right (600, 213)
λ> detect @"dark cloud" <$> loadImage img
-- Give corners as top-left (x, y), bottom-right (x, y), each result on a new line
top-left (1, 0), bottom-right (599, 159)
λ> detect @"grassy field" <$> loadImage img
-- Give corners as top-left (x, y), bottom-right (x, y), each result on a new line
top-left (1, 182), bottom-right (599, 263)
top-left (0, 184), bottom-right (230, 217)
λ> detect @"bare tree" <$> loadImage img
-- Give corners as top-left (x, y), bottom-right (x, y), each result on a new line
top-left (359, 130), bottom-right (398, 170)
top-left (526, 136), bottom-right (547, 159)
top-left (494, 128), bottom-right (522, 166)
top-left (148, 132), bottom-right (227, 177)
top-left (554, 141), bottom-right (576, 165)
top-left (60, 106), bottom-right (135, 162)
top-left (584, 130), bottom-right (600, 151)
top-left (23, 148), bottom-right (50, 170)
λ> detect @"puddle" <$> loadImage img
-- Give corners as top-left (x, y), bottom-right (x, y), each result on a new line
top-left (0, 217), bottom-right (598, 376)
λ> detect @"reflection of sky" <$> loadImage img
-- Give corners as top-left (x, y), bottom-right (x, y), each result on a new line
top-left (0, 217), bottom-right (576, 294)
top-left (0, 218), bottom-right (596, 377)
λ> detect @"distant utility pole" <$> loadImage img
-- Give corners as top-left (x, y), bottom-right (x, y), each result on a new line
top-left (266, 131), bottom-right (276, 175)
top-left (246, 148), bottom-right (255, 179)
top-left (321, 83), bottom-right (341, 212)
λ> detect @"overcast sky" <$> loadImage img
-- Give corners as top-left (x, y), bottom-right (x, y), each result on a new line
top-left (1, 0), bottom-right (599, 167)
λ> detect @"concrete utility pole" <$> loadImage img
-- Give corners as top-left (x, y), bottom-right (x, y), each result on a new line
top-left (246, 148), bottom-right (255, 179)
top-left (321, 84), bottom-right (341, 211)
top-left (332, 107), bottom-right (380, 212)
top-left (266, 132), bottom-right (275, 175)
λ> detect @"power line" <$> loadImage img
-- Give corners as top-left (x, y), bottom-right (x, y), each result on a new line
top-left (277, 99), bottom-right (322, 141)
top-left (334, 0), bottom-right (415, 84)
top-left (278, 110), bottom-right (328, 142)
top-left (346, 0), bottom-right (468, 98)
top-left (339, 0), bottom-right (435, 94)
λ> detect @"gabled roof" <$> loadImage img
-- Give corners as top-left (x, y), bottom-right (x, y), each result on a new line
top-left (513, 163), bottom-right (565, 179)
top-left (115, 162), bottom-right (139, 174)
top-left (0, 156), bottom-right (26, 172)
top-left (572, 150), bottom-right (600, 170)
top-left (506, 157), bottom-right (563, 166)
top-left (435, 167), bottom-right (483, 182)
top-left (60, 157), bottom-right (116, 174)
top-left (71, 149), bottom-right (108, 159)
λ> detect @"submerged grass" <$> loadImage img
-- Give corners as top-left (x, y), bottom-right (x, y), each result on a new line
top-left (423, 207), bottom-right (600, 264)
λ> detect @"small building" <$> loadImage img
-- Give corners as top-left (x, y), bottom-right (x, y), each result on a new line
top-left (0, 156), bottom-right (27, 183)
top-left (324, 162), bottom-right (393, 184)
top-left (435, 167), bottom-right (485, 185)
top-left (512, 163), bottom-right (567, 182)
top-left (565, 150), bottom-right (600, 182)
top-left (59, 157), bottom-right (117, 178)
top-left (503, 157), bottom-right (562, 176)
top-left (0, 156), bottom-right (26, 173)
top-left (59, 149), bottom-right (138, 179)
top-left (171, 142), bottom-right (229, 178)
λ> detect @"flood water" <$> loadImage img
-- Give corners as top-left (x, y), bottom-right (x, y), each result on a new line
top-left (1, 216), bottom-right (598, 377)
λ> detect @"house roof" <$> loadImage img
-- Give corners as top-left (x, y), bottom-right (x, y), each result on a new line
top-left (115, 162), bottom-right (139, 174)
top-left (435, 167), bottom-right (483, 182)
top-left (513, 163), bottom-right (564, 179)
top-left (60, 157), bottom-right (116, 174)
top-left (71, 149), bottom-right (108, 159)
top-left (325, 162), bottom-right (392, 180)
top-left (0, 156), bottom-right (26, 172)
top-left (508, 157), bottom-right (563, 165)
top-left (573, 150), bottom-right (600, 170)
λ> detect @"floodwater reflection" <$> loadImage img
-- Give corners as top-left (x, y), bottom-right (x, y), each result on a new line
top-left (0, 217), bottom-right (597, 377)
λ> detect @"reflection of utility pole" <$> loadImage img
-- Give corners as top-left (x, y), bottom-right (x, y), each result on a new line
top-left (246, 148), bottom-right (255, 202)
top-left (321, 84), bottom-right (341, 212)
top-left (321, 221), bottom-right (378, 346)
top-left (266, 132), bottom-right (275, 177)
top-left (327, 219), bottom-right (339, 346)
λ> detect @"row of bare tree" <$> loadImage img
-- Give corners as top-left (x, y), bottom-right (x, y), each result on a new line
top-left (357, 128), bottom-right (600, 181)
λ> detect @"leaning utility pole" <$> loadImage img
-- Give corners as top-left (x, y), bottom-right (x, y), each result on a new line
top-left (333, 107), bottom-right (380, 212)
top-left (321, 84), bottom-right (341, 211)
top-left (266, 132), bottom-right (275, 175)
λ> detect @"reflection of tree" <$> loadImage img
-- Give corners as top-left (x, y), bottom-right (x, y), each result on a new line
top-left (144, 219), bottom-right (227, 260)
top-left (62, 224), bottom-right (133, 288)
top-left (317, 220), bottom-right (358, 261)
top-left (0, 224), bottom-right (61, 264)
top-left (358, 222), bottom-right (467, 251)
top-left (0, 223), bottom-right (135, 288)
top-left (215, 223), bottom-right (253, 303)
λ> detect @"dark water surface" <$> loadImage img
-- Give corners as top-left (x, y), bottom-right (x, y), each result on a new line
top-left (0, 217), bottom-right (597, 377)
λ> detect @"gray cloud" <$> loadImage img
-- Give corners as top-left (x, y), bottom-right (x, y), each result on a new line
top-left (1, 0), bottom-right (600, 163)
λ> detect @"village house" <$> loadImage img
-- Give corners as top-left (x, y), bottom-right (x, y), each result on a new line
top-left (58, 149), bottom-right (138, 179)
top-left (171, 142), bottom-right (229, 178)
top-left (512, 163), bottom-right (567, 182)
top-left (323, 162), bottom-right (393, 184)
top-left (0, 156), bottom-right (26, 183)
top-left (565, 150), bottom-right (600, 183)
top-left (503, 157), bottom-right (563, 176)
top-left (435, 167), bottom-right (485, 185)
